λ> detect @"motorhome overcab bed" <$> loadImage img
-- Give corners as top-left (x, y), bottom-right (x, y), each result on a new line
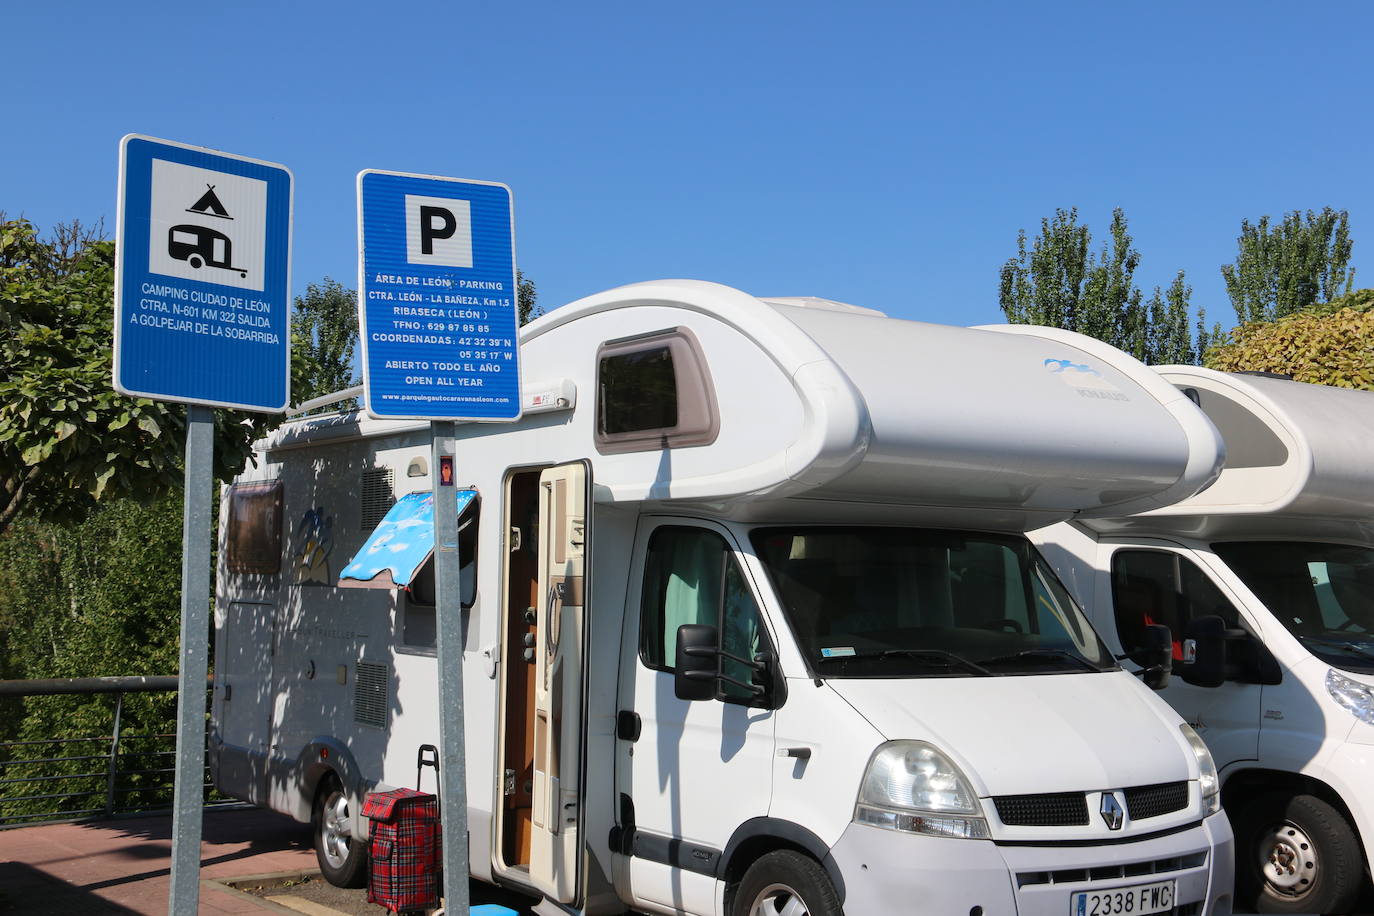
top-left (1034, 367), bottom-right (1374, 914)
top-left (213, 280), bottom-right (1234, 916)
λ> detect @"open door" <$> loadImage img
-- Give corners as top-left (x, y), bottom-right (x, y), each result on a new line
top-left (528, 462), bottom-right (588, 903)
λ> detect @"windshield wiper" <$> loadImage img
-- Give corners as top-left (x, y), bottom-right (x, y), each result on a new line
top-left (974, 649), bottom-right (1100, 672)
top-left (878, 649), bottom-right (992, 676)
top-left (1305, 638), bottom-right (1374, 661)
top-left (816, 648), bottom-right (991, 676)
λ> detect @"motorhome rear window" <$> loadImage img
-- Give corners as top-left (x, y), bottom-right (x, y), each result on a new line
top-left (225, 481), bottom-right (283, 575)
top-left (595, 327), bottom-right (719, 454)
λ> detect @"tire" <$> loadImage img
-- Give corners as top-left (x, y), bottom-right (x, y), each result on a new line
top-left (732, 849), bottom-right (842, 916)
top-left (1233, 792), bottom-right (1362, 914)
top-left (312, 775), bottom-right (368, 888)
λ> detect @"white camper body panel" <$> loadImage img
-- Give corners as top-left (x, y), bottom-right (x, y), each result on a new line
top-left (213, 280), bottom-right (1233, 916)
top-left (1124, 367), bottom-right (1374, 528)
top-left (1033, 369), bottom-right (1374, 912)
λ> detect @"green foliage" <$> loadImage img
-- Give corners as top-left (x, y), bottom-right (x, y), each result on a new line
top-left (291, 277), bottom-right (358, 409)
top-left (517, 268), bottom-right (541, 325)
top-left (1204, 307), bottom-right (1374, 390)
top-left (0, 495), bottom-right (186, 818)
top-left (1000, 208), bottom-right (1207, 364)
top-left (0, 218), bottom-right (273, 538)
top-left (1306, 286), bottom-right (1374, 317)
top-left (1220, 208), bottom-right (1355, 324)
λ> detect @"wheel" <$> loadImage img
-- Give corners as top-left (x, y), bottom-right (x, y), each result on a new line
top-left (312, 774), bottom-right (368, 888)
top-left (1233, 792), bottom-right (1362, 914)
top-left (732, 850), bottom-right (842, 916)
top-left (188, 254), bottom-right (203, 268)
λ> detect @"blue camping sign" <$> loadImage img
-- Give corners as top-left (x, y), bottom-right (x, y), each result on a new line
top-left (114, 135), bottom-right (293, 412)
top-left (357, 170), bottom-right (521, 421)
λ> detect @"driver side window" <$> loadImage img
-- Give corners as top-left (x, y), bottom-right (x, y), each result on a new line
top-left (1111, 550), bottom-right (1240, 661)
top-left (640, 526), bottom-right (767, 703)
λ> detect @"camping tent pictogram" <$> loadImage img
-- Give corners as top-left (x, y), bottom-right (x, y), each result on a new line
top-left (187, 184), bottom-right (232, 220)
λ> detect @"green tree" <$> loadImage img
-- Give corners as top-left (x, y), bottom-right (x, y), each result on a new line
top-left (291, 277), bottom-right (358, 406)
top-left (0, 218), bottom-right (274, 538)
top-left (1000, 208), bottom-right (1207, 364)
top-left (1220, 207), bottom-right (1355, 324)
top-left (1205, 307), bottom-right (1374, 390)
top-left (517, 268), bottom-right (541, 325)
top-left (0, 495), bottom-right (186, 818)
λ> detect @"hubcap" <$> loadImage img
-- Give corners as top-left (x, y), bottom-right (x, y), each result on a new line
top-left (321, 790), bottom-right (353, 868)
top-left (1261, 822), bottom-right (1317, 897)
top-left (749, 882), bottom-right (810, 916)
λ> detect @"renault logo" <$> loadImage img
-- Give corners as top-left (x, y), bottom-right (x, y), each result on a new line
top-left (1101, 793), bottom-right (1124, 830)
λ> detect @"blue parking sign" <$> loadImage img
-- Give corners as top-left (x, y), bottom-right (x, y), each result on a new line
top-left (357, 170), bottom-right (521, 421)
top-left (114, 135), bottom-right (293, 412)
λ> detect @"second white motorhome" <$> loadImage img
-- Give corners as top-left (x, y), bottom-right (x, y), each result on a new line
top-left (213, 280), bottom-right (1235, 915)
top-left (1035, 367), bottom-right (1374, 914)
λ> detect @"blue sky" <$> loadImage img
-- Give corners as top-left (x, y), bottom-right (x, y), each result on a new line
top-left (6, 0), bottom-right (1372, 328)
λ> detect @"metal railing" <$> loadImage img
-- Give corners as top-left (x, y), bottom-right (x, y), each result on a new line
top-left (0, 676), bottom-right (232, 828)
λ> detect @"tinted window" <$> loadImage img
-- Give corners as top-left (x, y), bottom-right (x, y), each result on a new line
top-left (401, 501), bottom-right (479, 651)
top-left (600, 347), bottom-right (677, 434)
top-left (1214, 541), bottom-right (1374, 674)
top-left (640, 526), bottom-right (767, 702)
top-left (226, 481), bottom-right (283, 575)
top-left (1111, 550), bottom-right (1240, 661)
top-left (751, 527), bottom-right (1112, 677)
top-left (594, 328), bottom-right (719, 454)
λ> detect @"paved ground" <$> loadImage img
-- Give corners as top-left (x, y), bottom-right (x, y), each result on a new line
top-left (0, 807), bottom-right (532, 915)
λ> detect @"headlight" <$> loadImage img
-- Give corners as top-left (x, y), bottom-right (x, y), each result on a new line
top-left (853, 741), bottom-right (989, 839)
top-left (1327, 668), bottom-right (1374, 725)
top-left (1179, 723), bottom-right (1220, 815)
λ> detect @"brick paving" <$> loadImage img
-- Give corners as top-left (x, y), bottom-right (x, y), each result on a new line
top-left (0, 807), bottom-right (316, 914)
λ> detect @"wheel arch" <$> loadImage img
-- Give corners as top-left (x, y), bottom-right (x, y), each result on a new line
top-left (295, 737), bottom-right (369, 834)
top-left (719, 817), bottom-right (846, 911)
top-left (1223, 767), bottom-right (1371, 886)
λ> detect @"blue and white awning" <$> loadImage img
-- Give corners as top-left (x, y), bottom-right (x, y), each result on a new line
top-left (338, 489), bottom-right (478, 590)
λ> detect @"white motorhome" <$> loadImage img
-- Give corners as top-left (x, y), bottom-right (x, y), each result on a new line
top-left (212, 280), bottom-right (1235, 916)
top-left (1035, 367), bottom-right (1374, 914)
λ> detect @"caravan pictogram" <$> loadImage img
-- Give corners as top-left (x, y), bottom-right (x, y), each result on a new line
top-left (148, 160), bottom-right (267, 292)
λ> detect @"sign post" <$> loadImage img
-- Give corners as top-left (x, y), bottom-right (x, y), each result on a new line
top-left (115, 135), bottom-right (292, 914)
top-left (358, 170), bottom-right (519, 911)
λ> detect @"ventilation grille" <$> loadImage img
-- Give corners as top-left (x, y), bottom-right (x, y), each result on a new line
top-left (994, 791), bottom-right (1089, 826)
top-left (1016, 851), bottom-right (1208, 888)
top-left (1124, 781), bottom-right (1190, 820)
top-left (353, 661), bottom-right (388, 728)
top-left (360, 467), bottom-right (395, 529)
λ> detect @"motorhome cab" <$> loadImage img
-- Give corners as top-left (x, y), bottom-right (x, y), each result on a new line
top-left (212, 280), bottom-right (1234, 916)
top-left (1035, 367), bottom-right (1374, 914)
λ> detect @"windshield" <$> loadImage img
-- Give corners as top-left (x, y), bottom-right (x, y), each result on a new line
top-left (1212, 541), bottom-right (1374, 674)
top-left (751, 527), bottom-right (1115, 677)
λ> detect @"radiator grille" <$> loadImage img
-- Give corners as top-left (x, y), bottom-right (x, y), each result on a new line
top-left (360, 467), bottom-right (395, 529)
top-left (1124, 781), bottom-right (1190, 820)
top-left (994, 791), bottom-right (1089, 826)
top-left (353, 661), bottom-right (388, 728)
top-left (1016, 851), bottom-right (1208, 888)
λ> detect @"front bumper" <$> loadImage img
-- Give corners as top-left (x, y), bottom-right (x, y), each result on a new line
top-left (827, 812), bottom-right (1234, 915)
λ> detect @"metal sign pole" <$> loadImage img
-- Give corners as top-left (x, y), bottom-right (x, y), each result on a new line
top-left (168, 404), bottom-right (215, 913)
top-left (432, 421), bottom-right (471, 913)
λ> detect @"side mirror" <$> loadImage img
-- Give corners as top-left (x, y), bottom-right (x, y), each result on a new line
top-left (1181, 615), bottom-right (1227, 688)
top-left (674, 624), bottom-right (718, 701)
top-left (1138, 624), bottom-right (1173, 691)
